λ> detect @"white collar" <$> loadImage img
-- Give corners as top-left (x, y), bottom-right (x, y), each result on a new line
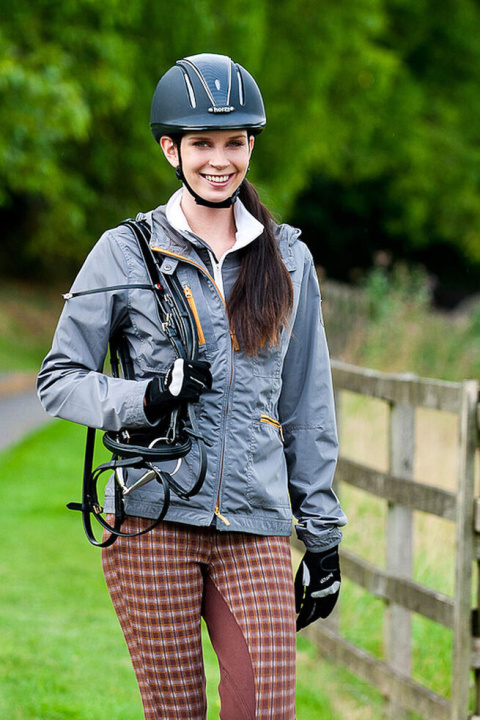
top-left (165, 188), bottom-right (264, 252)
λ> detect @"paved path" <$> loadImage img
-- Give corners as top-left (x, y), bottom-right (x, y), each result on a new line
top-left (0, 373), bottom-right (52, 452)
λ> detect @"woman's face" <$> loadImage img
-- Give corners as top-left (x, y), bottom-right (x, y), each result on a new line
top-left (161, 129), bottom-right (254, 204)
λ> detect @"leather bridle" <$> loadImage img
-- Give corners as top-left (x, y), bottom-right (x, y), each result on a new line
top-left (67, 219), bottom-right (208, 547)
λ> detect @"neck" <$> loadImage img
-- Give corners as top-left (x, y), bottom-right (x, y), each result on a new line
top-left (180, 189), bottom-right (237, 261)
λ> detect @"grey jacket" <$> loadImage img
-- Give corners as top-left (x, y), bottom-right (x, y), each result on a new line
top-left (37, 205), bottom-right (346, 551)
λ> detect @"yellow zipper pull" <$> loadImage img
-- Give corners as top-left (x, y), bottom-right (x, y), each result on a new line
top-left (214, 504), bottom-right (231, 526)
top-left (183, 285), bottom-right (206, 345)
top-left (260, 414), bottom-right (285, 443)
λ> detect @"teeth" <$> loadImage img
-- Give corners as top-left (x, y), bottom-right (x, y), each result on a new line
top-left (204, 174), bottom-right (230, 183)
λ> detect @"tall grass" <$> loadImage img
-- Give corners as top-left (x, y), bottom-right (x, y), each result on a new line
top-left (323, 264), bottom-right (478, 711)
top-left (322, 262), bottom-right (480, 382)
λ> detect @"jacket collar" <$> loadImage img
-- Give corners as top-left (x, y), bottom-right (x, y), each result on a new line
top-left (138, 193), bottom-right (299, 272)
top-left (165, 189), bottom-right (264, 253)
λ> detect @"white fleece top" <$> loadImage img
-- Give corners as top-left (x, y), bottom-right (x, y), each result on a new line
top-left (165, 188), bottom-right (264, 297)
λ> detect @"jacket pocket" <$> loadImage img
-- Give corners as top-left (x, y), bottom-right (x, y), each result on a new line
top-left (251, 345), bottom-right (283, 378)
top-left (246, 415), bottom-right (289, 508)
top-left (260, 413), bottom-right (284, 442)
top-left (183, 285), bottom-right (206, 345)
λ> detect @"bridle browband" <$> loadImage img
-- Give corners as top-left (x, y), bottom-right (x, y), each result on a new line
top-left (66, 219), bottom-right (208, 547)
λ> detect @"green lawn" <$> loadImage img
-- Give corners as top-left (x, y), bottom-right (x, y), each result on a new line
top-left (1, 420), bottom-right (356, 719)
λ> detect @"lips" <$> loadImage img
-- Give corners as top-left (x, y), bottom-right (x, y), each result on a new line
top-left (202, 173), bottom-right (234, 185)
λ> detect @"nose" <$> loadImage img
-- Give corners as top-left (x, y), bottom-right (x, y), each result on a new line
top-left (208, 145), bottom-right (229, 169)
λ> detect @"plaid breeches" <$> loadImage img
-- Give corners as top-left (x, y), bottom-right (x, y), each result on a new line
top-left (102, 518), bottom-right (297, 720)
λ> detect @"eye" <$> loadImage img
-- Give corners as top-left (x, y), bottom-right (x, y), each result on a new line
top-left (228, 140), bottom-right (246, 147)
top-left (192, 140), bottom-right (209, 147)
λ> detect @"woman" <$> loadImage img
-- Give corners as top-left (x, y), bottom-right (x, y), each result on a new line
top-left (37, 53), bottom-right (346, 720)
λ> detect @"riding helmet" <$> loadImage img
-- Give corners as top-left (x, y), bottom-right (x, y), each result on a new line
top-left (150, 53), bottom-right (266, 142)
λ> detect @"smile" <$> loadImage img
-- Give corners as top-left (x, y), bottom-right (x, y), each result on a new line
top-left (202, 174), bottom-right (234, 184)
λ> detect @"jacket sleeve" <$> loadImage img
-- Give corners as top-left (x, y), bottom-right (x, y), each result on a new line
top-left (278, 248), bottom-right (347, 551)
top-left (36, 229), bottom-right (151, 431)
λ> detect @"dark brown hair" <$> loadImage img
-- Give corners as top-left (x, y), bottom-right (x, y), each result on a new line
top-left (228, 180), bottom-right (294, 355)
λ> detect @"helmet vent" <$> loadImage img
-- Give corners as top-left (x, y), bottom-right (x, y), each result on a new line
top-left (183, 73), bottom-right (197, 109)
top-left (215, 79), bottom-right (221, 91)
top-left (237, 69), bottom-right (245, 106)
top-left (182, 59), bottom-right (216, 106)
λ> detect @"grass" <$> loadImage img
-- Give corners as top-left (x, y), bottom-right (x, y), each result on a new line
top-left (0, 421), bottom-right (348, 719)
top-left (322, 263), bottom-right (480, 383)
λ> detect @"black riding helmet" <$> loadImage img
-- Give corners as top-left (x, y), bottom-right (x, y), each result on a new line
top-left (150, 53), bottom-right (266, 208)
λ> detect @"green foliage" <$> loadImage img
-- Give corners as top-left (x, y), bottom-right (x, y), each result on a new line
top-left (363, 262), bottom-right (431, 322)
top-left (290, 0), bottom-right (480, 286)
top-left (380, 0), bottom-right (480, 266)
top-left (1, 0), bottom-right (480, 279)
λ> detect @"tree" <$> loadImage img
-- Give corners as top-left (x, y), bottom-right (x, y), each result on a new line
top-left (290, 0), bottom-right (480, 295)
top-left (1, 0), bottom-right (480, 290)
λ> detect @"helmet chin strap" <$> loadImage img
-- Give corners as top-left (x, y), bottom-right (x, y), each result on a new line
top-left (175, 165), bottom-right (242, 208)
top-left (175, 141), bottom-right (242, 209)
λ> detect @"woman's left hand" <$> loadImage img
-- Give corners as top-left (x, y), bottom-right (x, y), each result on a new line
top-left (294, 546), bottom-right (341, 631)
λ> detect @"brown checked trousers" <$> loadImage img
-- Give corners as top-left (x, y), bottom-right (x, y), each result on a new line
top-left (102, 517), bottom-right (297, 719)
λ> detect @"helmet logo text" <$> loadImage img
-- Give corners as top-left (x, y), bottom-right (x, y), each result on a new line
top-left (208, 106), bottom-right (235, 114)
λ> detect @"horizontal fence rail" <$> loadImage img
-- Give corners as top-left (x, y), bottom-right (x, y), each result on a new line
top-left (339, 548), bottom-right (455, 629)
top-left (332, 360), bottom-right (462, 412)
top-left (336, 457), bottom-right (458, 520)
top-left (294, 360), bottom-right (480, 720)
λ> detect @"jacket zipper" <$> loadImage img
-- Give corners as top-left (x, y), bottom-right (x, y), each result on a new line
top-left (260, 414), bottom-right (285, 443)
top-left (153, 247), bottom-right (239, 350)
top-left (214, 338), bottom-right (235, 527)
top-left (152, 246), bottom-right (235, 525)
top-left (183, 285), bottom-right (206, 345)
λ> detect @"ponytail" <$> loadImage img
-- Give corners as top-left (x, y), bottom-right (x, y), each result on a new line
top-left (228, 180), bottom-right (294, 355)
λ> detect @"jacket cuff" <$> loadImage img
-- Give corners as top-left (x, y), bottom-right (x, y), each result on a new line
top-left (125, 379), bottom-right (154, 427)
top-left (295, 525), bottom-right (343, 552)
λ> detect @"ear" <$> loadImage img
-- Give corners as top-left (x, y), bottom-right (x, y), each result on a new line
top-left (249, 135), bottom-right (255, 155)
top-left (160, 136), bottom-right (180, 168)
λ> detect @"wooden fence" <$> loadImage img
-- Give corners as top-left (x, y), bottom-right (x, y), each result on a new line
top-left (293, 360), bottom-right (480, 719)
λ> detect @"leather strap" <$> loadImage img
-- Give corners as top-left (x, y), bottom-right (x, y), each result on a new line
top-left (68, 218), bottom-right (208, 546)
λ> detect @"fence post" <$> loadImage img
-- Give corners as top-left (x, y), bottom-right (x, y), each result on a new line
top-left (451, 380), bottom-right (478, 720)
top-left (385, 401), bottom-right (415, 718)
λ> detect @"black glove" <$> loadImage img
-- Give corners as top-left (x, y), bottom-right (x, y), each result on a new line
top-left (144, 359), bottom-right (212, 423)
top-left (295, 546), bottom-right (341, 631)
